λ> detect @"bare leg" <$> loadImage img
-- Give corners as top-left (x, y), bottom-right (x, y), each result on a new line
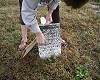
top-left (19, 25), bottom-right (28, 50)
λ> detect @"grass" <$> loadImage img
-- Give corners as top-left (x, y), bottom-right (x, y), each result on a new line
top-left (74, 65), bottom-right (89, 80)
top-left (0, 0), bottom-right (100, 80)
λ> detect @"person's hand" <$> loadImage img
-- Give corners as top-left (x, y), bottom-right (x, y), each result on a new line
top-left (36, 32), bottom-right (46, 44)
top-left (45, 14), bottom-right (52, 25)
top-left (45, 11), bottom-right (53, 25)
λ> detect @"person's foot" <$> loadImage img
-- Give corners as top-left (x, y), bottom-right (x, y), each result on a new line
top-left (18, 40), bottom-right (27, 51)
top-left (61, 38), bottom-right (65, 43)
top-left (61, 38), bottom-right (67, 47)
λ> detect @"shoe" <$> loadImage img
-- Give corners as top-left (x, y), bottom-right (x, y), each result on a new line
top-left (61, 39), bottom-right (67, 47)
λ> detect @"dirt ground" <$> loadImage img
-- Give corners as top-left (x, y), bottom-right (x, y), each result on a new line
top-left (0, 0), bottom-right (100, 80)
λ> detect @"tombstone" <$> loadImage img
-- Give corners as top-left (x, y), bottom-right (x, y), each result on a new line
top-left (38, 23), bottom-right (61, 59)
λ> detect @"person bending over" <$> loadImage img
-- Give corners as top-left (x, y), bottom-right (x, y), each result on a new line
top-left (19, 0), bottom-right (60, 50)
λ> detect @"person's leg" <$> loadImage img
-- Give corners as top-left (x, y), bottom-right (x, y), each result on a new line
top-left (19, 25), bottom-right (28, 50)
top-left (51, 5), bottom-right (66, 44)
top-left (19, 0), bottom-right (28, 50)
top-left (52, 5), bottom-right (60, 23)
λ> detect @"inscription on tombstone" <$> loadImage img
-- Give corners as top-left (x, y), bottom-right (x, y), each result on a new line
top-left (38, 23), bottom-right (61, 59)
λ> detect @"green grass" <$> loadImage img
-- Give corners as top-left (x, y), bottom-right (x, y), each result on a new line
top-left (0, 1), bottom-right (100, 80)
top-left (74, 65), bottom-right (89, 80)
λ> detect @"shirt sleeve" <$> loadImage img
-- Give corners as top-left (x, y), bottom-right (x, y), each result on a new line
top-left (21, 0), bottom-right (41, 33)
top-left (48, 0), bottom-right (60, 10)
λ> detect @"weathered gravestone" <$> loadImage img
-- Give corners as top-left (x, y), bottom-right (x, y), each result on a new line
top-left (38, 23), bottom-right (61, 59)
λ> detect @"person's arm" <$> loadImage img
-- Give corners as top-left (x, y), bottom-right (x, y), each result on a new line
top-left (46, 0), bottom-right (60, 24)
top-left (48, 0), bottom-right (60, 11)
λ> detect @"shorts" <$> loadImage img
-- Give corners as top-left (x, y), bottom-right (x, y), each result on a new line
top-left (19, 0), bottom-right (25, 25)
